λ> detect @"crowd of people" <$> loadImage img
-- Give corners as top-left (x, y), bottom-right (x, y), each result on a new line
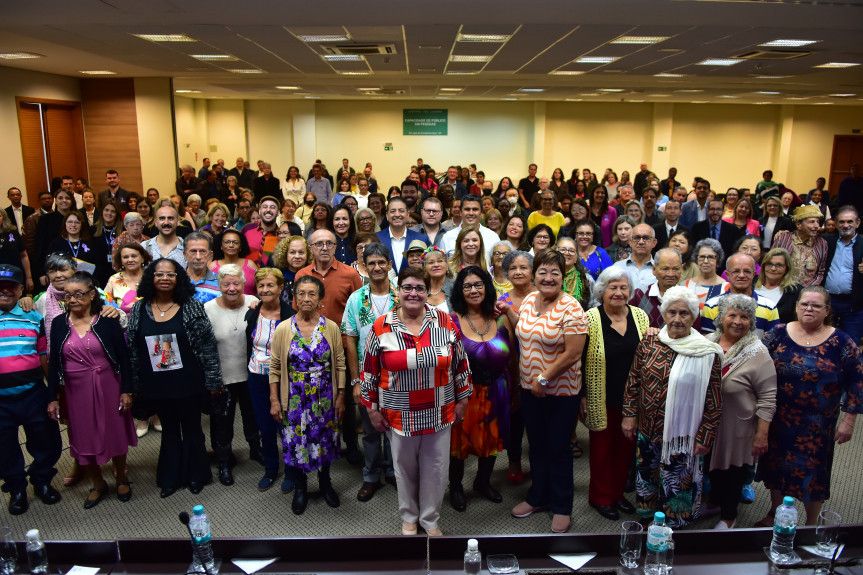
top-left (1, 158), bottom-right (861, 537)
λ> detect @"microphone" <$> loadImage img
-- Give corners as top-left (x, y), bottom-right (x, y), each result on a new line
top-left (179, 511), bottom-right (212, 575)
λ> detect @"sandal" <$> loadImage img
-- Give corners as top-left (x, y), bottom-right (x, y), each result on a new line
top-left (571, 441), bottom-right (583, 458)
top-left (116, 481), bottom-right (133, 502)
top-left (63, 463), bottom-right (85, 487)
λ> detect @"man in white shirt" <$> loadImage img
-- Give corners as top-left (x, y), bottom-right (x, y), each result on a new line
top-left (141, 205), bottom-right (186, 267)
top-left (440, 194), bottom-right (500, 264)
top-left (375, 196), bottom-right (428, 274)
top-left (5, 187), bottom-right (33, 233)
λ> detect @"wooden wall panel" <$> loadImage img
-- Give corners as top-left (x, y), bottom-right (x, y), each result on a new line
top-left (17, 102), bottom-right (49, 205)
top-left (44, 106), bottom-right (85, 181)
top-left (80, 78), bottom-right (143, 195)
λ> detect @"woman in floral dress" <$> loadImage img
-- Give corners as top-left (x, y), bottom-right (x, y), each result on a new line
top-left (269, 275), bottom-right (346, 515)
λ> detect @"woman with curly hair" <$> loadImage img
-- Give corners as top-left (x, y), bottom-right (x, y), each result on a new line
top-left (272, 235), bottom-right (311, 308)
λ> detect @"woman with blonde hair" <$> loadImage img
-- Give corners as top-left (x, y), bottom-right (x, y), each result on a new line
top-left (448, 226), bottom-right (488, 275)
top-left (754, 248), bottom-right (801, 323)
top-left (202, 202), bottom-right (231, 236)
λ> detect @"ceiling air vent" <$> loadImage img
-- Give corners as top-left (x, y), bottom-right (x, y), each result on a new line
top-left (733, 50), bottom-right (812, 60)
top-left (321, 44), bottom-right (397, 56)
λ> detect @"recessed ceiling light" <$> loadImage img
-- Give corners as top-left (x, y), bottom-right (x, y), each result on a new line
top-left (611, 36), bottom-right (669, 45)
top-left (501, 98), bottom-right (518, 101)
top-left (654, 73), bottom-right (684, 78)
top-left (649, 94), bottom-right (671, 97)
top-left (814, 62), bottom-right (860, 68)
top-left (418, 45), bottom-right (442, 50)
top-left (697, 59), bottom-right (742, 66)
top-left (276, 86), bottom-right (301, 90)
top-left (297, 34), bottom-right (350, 42)
top-left (628, 100), bottom-right (645, 103)
top-left (519, 88), bottom-right (545, 92)
top-left (565, 98), bottom-right (583, 102)
top-left (0, 52), bottom-right (44, 59)
top-left (227, 69), bottom-right (264, 74)
top-left (690, 101), bottom-right (708, 104)
top-left (753, 75), bottom-right (790, 79)
top-left (549, 71), bottom-right (585, 76)
top-left (754, 102), bottom-right (771, 105)
top-left (439, 87), bottom-right (463, 92)
top-left (357, 87), bottom-right (380, 91)
top-left (755, 91), bottom-right (780, 95)
top-left (786, 96), bottom-right (810, 101)
top-left (457, 33), bottom-right (511, 43)
top-left (598, 88), bottom-right (624, 92)
top-left (174, 90), bottom-right (201, 94)
top-left (759, 39), bottom-right (818, 48)
top-left (576, 57), bottom-right (618, 64)
top-left (79, 70), bottom-right (116, 75)
top-left (133, 34), bottom-right (196, 42)
top-left (719, 95), bottom-right (740, 98)
top-left (337, 71), bottom-right (371, 75)
top-left (304, 96), bottom-right (321, 99)
top-left (829, 93), bottom-right (856, 97)
top-left (579, 93), bottom-right (601, 97)
top-left (192, 54), bottom-right (237, 61)
top-left (322, 54), bottom-right (363, 62)
top-left (449, 55), bottom-right (492, 63)
top-left (675, 89), bottom-right (704, 93)
top-left (813, 102), bottom-right (834, 105)
top-left (445, 71), bottom-right (478, 75)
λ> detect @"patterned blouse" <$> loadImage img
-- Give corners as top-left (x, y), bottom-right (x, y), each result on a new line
top-left (772, 231), bottom-right (828, 287)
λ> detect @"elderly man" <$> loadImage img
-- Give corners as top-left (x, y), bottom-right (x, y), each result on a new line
top-left (175, 165), bottom-right (202, 202)
top-left (439, 166), bottom-right (465, 200)
top-left (253, 163), bottom-right (280, 205)
top-left (141, 205), bottom-right (186, 267)
top-left (376, 195), bottom-right (429, 274)
top-left (440, 194), bottom-right (500, 264)
top-left (184, 232), bottom-right (220, 303)
top-left (610, 184), bottom-right (635, 209)
top-left (629, 248), bottom-right (682, 327)
top-left (0, 264), bottom-right (62, 515)
top-left (242, 196), bottom-right (281, 266)
top-left (612, 223), bottom-right (658, 294)
top-left (701, 252), bottom-right (779, 337)
top-left (691, 199), bottom-right (744, 267)
top-left (823, 205), bottom-right (863, 343)
top-left (411, 196), bottom-right (451, 248)
top-left (772, 204), bottom-right (828, 286)
top-left (229, 156), bottom-right (254, 190)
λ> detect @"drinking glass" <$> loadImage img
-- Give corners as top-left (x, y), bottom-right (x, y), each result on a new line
top-left (619, 520), bottom-right (643, 568)
top-left (815, 510), bottom-right (841, 557)
top-left (0, 527), bottom-right (17, 575)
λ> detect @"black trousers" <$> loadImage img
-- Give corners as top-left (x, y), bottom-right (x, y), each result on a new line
top-left (154, 395), bottom-right (212, 489)
top-left (709, 465), bottom-right (749, 521)
top-left (0, 385), bottom-right (62, 494)
top-left (209, 382), bottom-right (260, 463)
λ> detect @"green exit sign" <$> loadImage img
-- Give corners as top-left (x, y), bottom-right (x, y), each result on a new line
top-left (384, 143), bottom-right (394, 151)
top-left (658, 146), bottom-right (667, 151)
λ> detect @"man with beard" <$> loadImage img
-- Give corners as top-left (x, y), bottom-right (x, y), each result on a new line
top-left (243, 196), bottom-right (280, 266)
top-left (410, 196), bottom-right (450, 248)
top-left (400, 180), bottom-right (421, 215)
top-left (98, 170), bottom-right (132, 210)
top-left (141, 205), bottom-right (187, 267)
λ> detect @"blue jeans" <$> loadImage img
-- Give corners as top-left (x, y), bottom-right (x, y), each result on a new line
top-left (0, 385), bottom-right (62, 494)
top-left (247, 372), bottom-right (281, 475)
top-left (521, 389), bottom-right (578, 515)
top-left (359, 404), bottom-right (394, 483)
top-left (830, 298), bottom-right (863, 346)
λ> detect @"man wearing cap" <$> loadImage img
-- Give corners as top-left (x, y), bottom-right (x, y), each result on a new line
top-left (772, 204), bottom-right (828, 286)
top-left (0, 264), bottom-right (63, 515)
top-left (410, 197), bottom-right (451, 248)
top-left (242, 196), bottom-right (281, 267)
top-left (375, 195), bottom-right (429, 274)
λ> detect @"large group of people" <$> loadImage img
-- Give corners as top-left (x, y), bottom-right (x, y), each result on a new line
top-left (1, 158), bottom-right (861, 538)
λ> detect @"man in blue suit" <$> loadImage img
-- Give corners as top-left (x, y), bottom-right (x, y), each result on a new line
top-left (679, 178), bottom-right (711, 230)
top-left (376, 189), bottom-right (429, 274)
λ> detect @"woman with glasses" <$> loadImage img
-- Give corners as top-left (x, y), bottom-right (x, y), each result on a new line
top-left (304, 202), bottom-right (334, 241)
top-left (527, 190), bottom-right (566, 238)
top-left (721, 235), bottom-right (763, 282)
top-left (682, 239), bottom-right (728, 308)
top-left (47, 211), bottom-right (103, 281)
top-left (489, 241), bottom-right (513, 296)
top-left (91, 201), bottom-right (124, 284)
top-left (126, 259), bottom-right (224, 497)
top-left (210, 229), bottom-right (258, 295)
top-left (754, 248), bottom-right (801, 323)
top-left (47, 271), bottom-right (136, 509)
top-left (573, 221), bottom-right (613, 281)
top-left (527, 224), bottom-right (554, 257)
top-left (557, 237), bottom-right (594, 311)
top-left (111, 212), bottom-right (150, 267)
top-left (355, 207), bottom-right (379, 234)
top-left (756, 286), bottom-right (863, 527)
top-left (362, 266), bottom-right (472, 536)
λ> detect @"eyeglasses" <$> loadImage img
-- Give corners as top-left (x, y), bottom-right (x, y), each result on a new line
top-left (492, 251), bottom-right (510, 258)
top-left (727, 269), bottom-right (754, 276)
top-left (154, 272), bottom-right (178, 279)
top-left (575, 232), bottom-right (593, 237)
top-left (311, 241), bottom-right (336, 249)
top-left (61, 289), bottom-right (93, 301)
top-left (462, 282), bottom-right (485, 292)
top-left (798, 302), bottom-right (827, 310)
top-left (277, 231), bottom-right (291, 237)
top-left (358, 216), bottom-right (375, 222)
top-left (632, 235), bottom-right (654, 243)
top-left (697, 254), bottom-right (717, 261)
top-left (399, 284), bottom-right (427, 294)
top-left (764, 262), bottom-right (787, 269)
top-left (422, 208), bottom-right (442, 215)
top-left (222, 239), bottom-right (241, 246)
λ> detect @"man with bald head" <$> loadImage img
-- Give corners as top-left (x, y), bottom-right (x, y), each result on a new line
top-left (629, 247), bottom-right (682, 328)
top-left (700, 252), bottom-right (779, 337)
top-left (612, 223), bottom-right (657, 294)
top-left (229, 156), bottom-right (254, 189)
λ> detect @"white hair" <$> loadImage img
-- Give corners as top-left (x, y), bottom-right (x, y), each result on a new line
top-left (123, 211), bottom-right (144, 226)
top-left (659, 285), bottom-right (700, 317)
top-left (217, 263), bottom-right (245, 285)
top-left (593, 266), bottom-right (630, 302)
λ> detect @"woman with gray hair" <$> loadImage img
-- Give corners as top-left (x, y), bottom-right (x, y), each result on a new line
top-left (185, 193), bottom-right (207, 230)
top-left (204, 263), bottom-right (262, 486)
top-left (111, 211), bottom-right (150, 268)
top-left (622, 285), bottom-right (723, 527)
top-left (489, 240), bottom-right (513, 296)
top-left (682, 238), bottom-right (728, 308)
top-left (703, 294), bottom-right (776, 529)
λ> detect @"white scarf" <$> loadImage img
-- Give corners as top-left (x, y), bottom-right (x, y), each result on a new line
top-left (658, 326), bottom-right (722, 465)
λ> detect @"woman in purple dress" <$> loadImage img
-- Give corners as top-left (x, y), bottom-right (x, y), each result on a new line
top-left (47, 272), bottom-right (137, 509)
top-left (448, 266), bottom-right (515, 512)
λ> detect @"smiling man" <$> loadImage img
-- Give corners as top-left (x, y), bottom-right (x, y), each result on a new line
top-left (629, 248), bottom-right (682, 328)
top-left (700, 253), bottom-right (779, 337)
top-left (141, 205), bottom-right (186, 267)
top-left (440, 194), bottom-right (500, 264)
top-left (376, 193), bottom-right (428, 274)
top-left (242, 196), bottom-right (281, 267)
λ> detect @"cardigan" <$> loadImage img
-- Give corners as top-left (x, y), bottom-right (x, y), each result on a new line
top-left (268, 316), bottom-right (346, 411)
top-left (583, 305), bottom-right (649, 431)
top-left (244, 299), bottom-right (295, 361)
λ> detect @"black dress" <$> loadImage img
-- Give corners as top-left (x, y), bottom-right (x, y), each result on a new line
top-left (0, 230), bottom-right (25, 268)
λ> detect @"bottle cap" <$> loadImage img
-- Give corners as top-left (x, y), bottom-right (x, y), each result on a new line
top-left (26, 529), bottom-right (40, 541)
top-left (193, 505), bottom-right (205, 515)
top-left (654, 512), bottom-right (666, 523)
top-left (467, 538), bottom-right (478, 551)
top-left (782, 496), bottom-right (795, 507)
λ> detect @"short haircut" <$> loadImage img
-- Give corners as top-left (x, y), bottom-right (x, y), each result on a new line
top-left (532, 248), bottom-right (566, 276)
top-left (836, 205), bottom-right (860, 220)
top-left (295, 274), bottom-right (324, 298)
top-left (184, 231), bottom-right (212, 252)
top-left (527, 223), bottom-right (556, 247)
top-left (461, 194), bottom-right (482, 208)
top-left (502, 250), bottom-right (533, 280)
top-left (45, 251), bottom-right (77, 273)
top-left (655, 247), bottom-right (683, 264)
top-left (659, 285), bottom-right (699, 317)
top-left (217, 263), bottom-right (244, 284)
top-left (106, 169), bottom-right (119, 176)
top-left (593, 266), bottom-right (630, 302)
top-left (123, 211), bottom-right (144, 227)
top-left (397, 266), bottom-right (430, 289)
top-left (254, 266), bottom-right (284, 287)
top-left (714, 293), bottom-right (758, 334)
top-left (362, 241), bottom-right (391, 266)
top-left (692, 238), bottom-right (724, 266)
top-left (65, 272), bottom-right (104, 316)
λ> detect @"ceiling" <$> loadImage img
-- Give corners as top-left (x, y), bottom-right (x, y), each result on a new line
top-left (2, 0), bottom-right (863, 105)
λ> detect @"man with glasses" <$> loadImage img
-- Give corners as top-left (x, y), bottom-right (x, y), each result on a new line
top-left (411, 197), bottom-right (450, 248)
top-left (0, 264), bottom-right (63, 515)
top-left (691, 199), bottom-right (743, 268)
top-left (232, 198), bottom-right (252, 230)
top-left (376, 194), bottom-right (429, 274)
top-left (701, 252), bottom-right (779, 337)
top-left (440, 194), bottom-right (500, 265)
top-left (823, 205), bottom-right (863, 344)
top-left (242, 196), bottom-right (281, 267)
top-left (613, 223), bottom-right (658, 294)
top-left (184, 232), bottom-right (220, 303)
top-left (141, 205), bottom-right (187, 267)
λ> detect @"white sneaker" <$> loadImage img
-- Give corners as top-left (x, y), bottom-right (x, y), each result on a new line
top-left (714, 519), bottom-right (737, 530)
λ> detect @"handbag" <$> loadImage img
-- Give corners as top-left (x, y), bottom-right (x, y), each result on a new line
top-left (202, 388), bottom-right (230, 417)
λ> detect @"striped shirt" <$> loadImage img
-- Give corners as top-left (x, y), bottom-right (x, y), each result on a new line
top-left (248, 314), bottom-right (278, 374)
top-left (515, 291), bottom-right (589, 397)
top-left (0, 304), bottom-right (47, 398)
top-left (700, 288), bottom-right (779, 338)
top-left (361, 305), bottom-right (472, 436)
top-left (189, 269), bottom-right (221, 303)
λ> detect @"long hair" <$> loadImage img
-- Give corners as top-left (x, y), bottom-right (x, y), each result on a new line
top-left (272, 235), bottom-right (310, 270)
top-left (332, 205), bottom-right (357, 242)
top-left (451, 266), bottom-right (496, 317)
top-left (137, 258), bottom-right (196, 304)
top-left (92, 199), bottom-right (125, 238)
top-left (449, 225), bottom-right (488, 274)
top-left (310, 202), bottom-right (334, 231)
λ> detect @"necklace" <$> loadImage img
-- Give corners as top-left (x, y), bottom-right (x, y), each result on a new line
top-left (428, 280), bottom-right (444, 296)
top-left (67, 239), bottom-right (81, 258)
top-left (155, 302), bottom-right (176, 317)
top-left (224, 301), bottom-right (243, 331)
top-left (466, 313), bottom-right (491, 337)
top-left (370, 291), bottom-right (389, 316)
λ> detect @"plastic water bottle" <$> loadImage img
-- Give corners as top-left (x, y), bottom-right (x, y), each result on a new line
top-left (25, 530), bottom-right (48, 575)
top-left (770, 496), bottom-right (798, 564)
top-left (463, 538), bottom-right (481, 575)
top-left (645, 512), bottom-right (672, 575)
top-left (189, 505), bottom-right (218, 574)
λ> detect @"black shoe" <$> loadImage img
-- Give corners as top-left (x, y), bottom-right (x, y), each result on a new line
top-left (450, 483), bottom-right (466, 512)
top-left (33, 484), bottom-right (61, 505)
top-left (84, 487), bottom-right (108, 510)
top-left (615, 498), bottom-right (636, 515)
top-left (321, 483), bottom-right (340, 508)
top-left (249, 448), bottom-right (265, 466)
top-left (188, 482), bottom-right (205, 494)
top-left (344, 449), bottom-right (363, 466)
top-left (258, 473), bottom-right (278, 491)
top-left (218, 463), bottom-right (234, 486)
top-left (160, 486), bottom-right (177, 498)
top-left (292, 487), bottom-right (308, 515)
top-left (8, 492), bottom-right (28, 515)
top-left (589, 501), bottom-right (620, 520)
top-left (473, 479), bottom-right (503, 503)
top-left (116, 482), bottom-right (133, 502)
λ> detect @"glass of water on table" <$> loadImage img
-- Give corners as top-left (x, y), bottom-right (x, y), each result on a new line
top-left (620, 520), bottom-right (643, 569)
top-left (0, 527), bottom-right (17, 575)
top-left (815, 510), bottom-right (841, 558)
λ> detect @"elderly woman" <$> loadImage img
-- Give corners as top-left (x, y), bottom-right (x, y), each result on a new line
top-left (269, 275), bottom-right (345, 515)
top-left (245, 267), bottom-right (295, 492)
top-left (754, 248), bottom-right (801, 323)
top-left (104, 243), bottom-right (151, 315)
top-left (423, 246), bottom-right (455, 313)
top-left (756, 286), bottom-right (863, 526)
top-left (606, 215), bottom-right (635, 262)
top-left (703, 294), bottom-right (777, 529)
top-left (362, 267), bottom-right (472, 536)
top-left (127, 259), bottom-right (224, 497)
top-left (46, 271), bottom-right (136, 508)
top-left (489, 241), bottom-right (513, 296)
top-left (497, 250), bottom-right (589, 534)
top-left (272, 235), bottom-right (311, 306)
top-left (185, 194), bottom-right (207, 229)
top-left (557, 236), bottom-right (594, 311)
top-left (527, 224), bottom-right (554, 257)
top-left (111, 212), bottom-right (150, 268)
top-left (448, 267), bottom-right (515, 512)
top-left (211, 229), bottom-right (259, 295)
top-left (355, 207), bottom-right (379, 234)
top-left (772, 204), bottom-right (828, 287)
top-left (204, 264), bottom-right (261, 486)
top-left (202, 202), bottom-right (230, 236)
top-left (582, 267), bottom-right (650, 520)
top-left (683, 239), bottom-right (728, 308)
top-left (622, 286), bottom-right (723, 528)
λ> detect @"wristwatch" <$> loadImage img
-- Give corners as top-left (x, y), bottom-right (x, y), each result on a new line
top-left (538, 375), bottom-right (549, 387)
top-left (351, 378), bottom-right (362, 387)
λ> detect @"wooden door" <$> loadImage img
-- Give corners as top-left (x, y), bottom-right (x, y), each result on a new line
top-left (829, 135), bottom-right (863, 197)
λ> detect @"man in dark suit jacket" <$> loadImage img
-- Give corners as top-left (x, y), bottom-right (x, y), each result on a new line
top-left (821, 206), bottom-right (863, 343)
top-left (690, 199), bottom-right (743, 266)
top-left (97, 170), bottom-right (132, 210)
top-left (375, 196), bottom-right (429, 274)
top-left (5, 187), bottom-right (35, 234)
top-left (253, 163), bottom-right (281, 205)
top-left (228, 156), bottom-right (255, 190)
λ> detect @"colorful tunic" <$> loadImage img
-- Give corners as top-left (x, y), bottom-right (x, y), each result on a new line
top-left (772, 231), bottom-right (828, 287)
top-left (449, 315), bottom-right (511, 458)
top-left (281, 315), bottom-right (340, 472)
top-left (756, 325), bottom-right (863, 502)
top-left (104, 272), bottom-right (141, 314)
top-left (580, 247), bottom-right (614, 280)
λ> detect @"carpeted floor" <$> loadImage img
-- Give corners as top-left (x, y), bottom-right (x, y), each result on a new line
top-left (3, 417), bottom-right (861, 539)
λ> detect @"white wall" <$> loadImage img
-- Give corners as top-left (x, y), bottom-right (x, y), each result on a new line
top-left (134, 77), bottom-right (177, 198)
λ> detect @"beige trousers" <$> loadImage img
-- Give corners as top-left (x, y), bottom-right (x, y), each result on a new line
top-left (387, 427), bottom-right (452, 530)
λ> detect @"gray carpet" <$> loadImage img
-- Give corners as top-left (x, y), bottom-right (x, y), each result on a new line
top-left (3, 418), bottom-right (861, 539)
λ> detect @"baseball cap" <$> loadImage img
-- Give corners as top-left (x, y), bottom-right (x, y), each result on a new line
top-left (0, 264), bottom-right (24, 285)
